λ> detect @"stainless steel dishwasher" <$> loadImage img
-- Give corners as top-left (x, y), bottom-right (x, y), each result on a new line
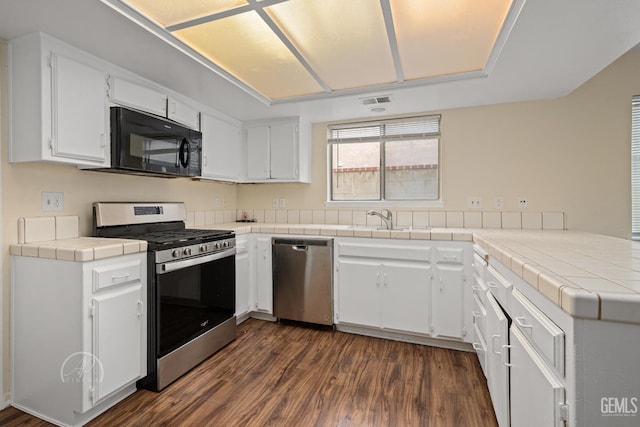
top-left (272, 237), bottom-right (333, 325)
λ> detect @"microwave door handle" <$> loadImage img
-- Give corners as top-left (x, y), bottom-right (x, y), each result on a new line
top-left (158, 248), bottom-right (236, 274)
top-left (179, 138), bottom-right (190, 168)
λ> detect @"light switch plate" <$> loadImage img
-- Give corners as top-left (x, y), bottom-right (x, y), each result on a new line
top-left (42, 192), bottom-right (64, 212)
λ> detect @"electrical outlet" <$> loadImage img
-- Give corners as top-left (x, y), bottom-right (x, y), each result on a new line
top-left (467, 196), bottom-right (483, 209)
top-left (42, 192), bottom-right (64, 212)
top-left (279, 198), bottom-right (287, 208)
top-left (215, 197), bottom-right (221, 208)
top-left (272, 198), bottom-right (279, 208)
top-left (518, 196), bottom-right (528, 209)
top-left (494, 196), bottom-right (504, 210)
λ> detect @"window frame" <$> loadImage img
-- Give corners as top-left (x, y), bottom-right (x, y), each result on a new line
top-left (326, 115), bottom-right (444, 207)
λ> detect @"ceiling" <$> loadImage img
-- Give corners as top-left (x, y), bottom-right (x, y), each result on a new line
top-left (1, 0), bottom-right (640, 123)
top-left (109, 0), bottom-right (515, 103)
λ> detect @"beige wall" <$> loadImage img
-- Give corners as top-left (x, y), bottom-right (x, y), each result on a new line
top-left (0, 40), bottom-right (236, 397)
top-left (238, 49), bottom-right (640, 240)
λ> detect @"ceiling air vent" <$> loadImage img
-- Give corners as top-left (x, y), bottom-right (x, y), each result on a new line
top-left (361, 95), bottom-right (392, 106)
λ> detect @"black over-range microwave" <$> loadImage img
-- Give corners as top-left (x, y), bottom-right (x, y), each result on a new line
top-left (102, 107), bottom-right (202, 177)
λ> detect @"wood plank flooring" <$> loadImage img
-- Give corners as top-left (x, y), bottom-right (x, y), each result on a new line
top-left (0, 319), bottom-right (498, 427)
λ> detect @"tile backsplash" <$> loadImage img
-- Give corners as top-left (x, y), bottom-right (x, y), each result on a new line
top-left (186, 208), bottom-right (566, 231)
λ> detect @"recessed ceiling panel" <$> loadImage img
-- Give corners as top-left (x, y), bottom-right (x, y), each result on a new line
top-left (123, 0), bottom-right (247, 27)
top-left (266, 0), bottom-right (397, 91)
top-left (390, 0), bottom-right (513, 79)
top-left (173, 11), bottom-right (324, 99)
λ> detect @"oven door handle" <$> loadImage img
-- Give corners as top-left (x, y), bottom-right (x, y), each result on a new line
top-left (158, 248), bottom-right (236, 274)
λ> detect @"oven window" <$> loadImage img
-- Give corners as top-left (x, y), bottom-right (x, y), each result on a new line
top-left (156, 254), bottom-right (235, 357)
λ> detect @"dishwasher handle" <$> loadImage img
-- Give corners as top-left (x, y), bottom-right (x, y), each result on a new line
top-left (292, 245), bottom-right (308, 252)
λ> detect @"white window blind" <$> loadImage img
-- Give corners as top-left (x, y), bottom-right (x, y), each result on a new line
top-left (328, 115), bottom-right (441, 143)
top-left (632, 96), bottom-right (640, 239)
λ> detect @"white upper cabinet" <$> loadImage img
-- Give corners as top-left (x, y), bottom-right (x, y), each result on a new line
top-left (9, 33), bottom-right (109, 166)
top-left (167, 96), bottom-right (200, 130)
top-left (244, 117), bottom-right (311, 183)
top-left (246, 125), bottom-right (271, 180)
top-left (108, 78), bottom-right (201, 131)
top-left (108, 76), bottom-right (167, 117)
top-left (200, 112), bottom-right (244, 181)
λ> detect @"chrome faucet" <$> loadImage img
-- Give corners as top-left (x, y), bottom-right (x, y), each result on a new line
top-left (367, 209), bottom-right (393, 230)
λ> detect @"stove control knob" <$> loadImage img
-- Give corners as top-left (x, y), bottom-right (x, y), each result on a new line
top-left (223, 241), bottom-right (229, 248)
top-left (200, 245), bottom-right (208, 253)
top-left (172, 250), bottom-right (180, 258)
top-left (183, 248), bottom-right (192, 256)
top-left (214, 242), bottom-right (221, 250)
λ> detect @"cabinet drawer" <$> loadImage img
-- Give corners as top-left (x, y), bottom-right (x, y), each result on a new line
top-left (92, 259), bottom-right (142, 292)
top-left (486, 266), bottom-right (513, 308)
top-left (338, 242), bottom-right (431, 262)
top-left (511, 289), bottom-right (565, 376)
top-left (472, 252), bottom-right (487, 280)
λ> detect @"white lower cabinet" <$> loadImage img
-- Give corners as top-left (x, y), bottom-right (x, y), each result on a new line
top-left (335, 238), bottom-right (472, 341)
top-left (431, 247), bottom-right (467, 339)
top-left (473, 253), bottom-right (570, 427)
top-left (509, 326), bottom-right (566, 427)
top-left (337, 258), bottom-right (431, 334)
top-left (485, 292), bottom-right (510, 427)
top-left (91, 284), bottom-right (144, 403)
top-left (254, 235), bottom-right (273, 313)
top-left (11, 252), bottom-right (147, 427)
top-left (235, 235), bottom-right (251, 318)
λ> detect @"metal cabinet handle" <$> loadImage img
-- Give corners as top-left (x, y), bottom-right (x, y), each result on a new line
top-left (111, 273), bottom-right (130, 282)
top-left (292, 245), bottom-right (308, 251)
top-left (472, 343), bottom-right (483, 352)
top-left (376, 273), bottom-right (380, 287)
top-left (472, 311), bottom-right (483, 318)
top-left (137, 300), bottom-right (143, 318)
top-left (486, 281), bottom-right (498, 289)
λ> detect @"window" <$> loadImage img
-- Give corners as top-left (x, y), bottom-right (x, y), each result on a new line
top-left (632, 96), bottom-right (640, 239)
top-left (328, 115), bottom-right (440, 202)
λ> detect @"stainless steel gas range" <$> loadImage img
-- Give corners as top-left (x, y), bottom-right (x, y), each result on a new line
top-left (93, 202), bottom-right (236, 391)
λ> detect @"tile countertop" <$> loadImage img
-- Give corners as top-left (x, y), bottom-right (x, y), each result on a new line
top-left (205, 223), bottom-right (640, 325)
top-left (10, 237), bottom-right (148, 262)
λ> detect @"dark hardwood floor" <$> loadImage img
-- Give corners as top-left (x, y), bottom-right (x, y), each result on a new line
top-left (0, 318), bottom-right (497, 426)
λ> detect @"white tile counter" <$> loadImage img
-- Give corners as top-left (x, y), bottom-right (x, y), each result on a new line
top-left (10, 237), bottom-right (148, 261)
top-left (203, 223), bottom-right (640, 325)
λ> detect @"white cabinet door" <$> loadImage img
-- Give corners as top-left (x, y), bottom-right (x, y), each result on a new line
top-left (509, 326), bottom-right (566, 427)
top-left (91, 283), bottom-right (143, 404)
top-left (337, 258), bottom-right (381, 327)
top-left (201, 113), bottom-right (243, 180)
top-left (167, 96), bottom-right (200, 130)
top-left (255, 236), bottom-right (273, 313)
top-left (108, 76), bottom-right (167, 117)
top-left (381, 261), bottom-right (431, 334)
top-left (269, 121), bottom-right (298, 179)
top-left (431, 263), bottom-right (465, 339)
top-left (52, 53), bottom-right (108, 162)
top-left (235, 236), bottom-right (251, 317)
top-left (485, 292), bottom-right (510, 427)
top-left (247, 126), bottom-right (271, 179)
